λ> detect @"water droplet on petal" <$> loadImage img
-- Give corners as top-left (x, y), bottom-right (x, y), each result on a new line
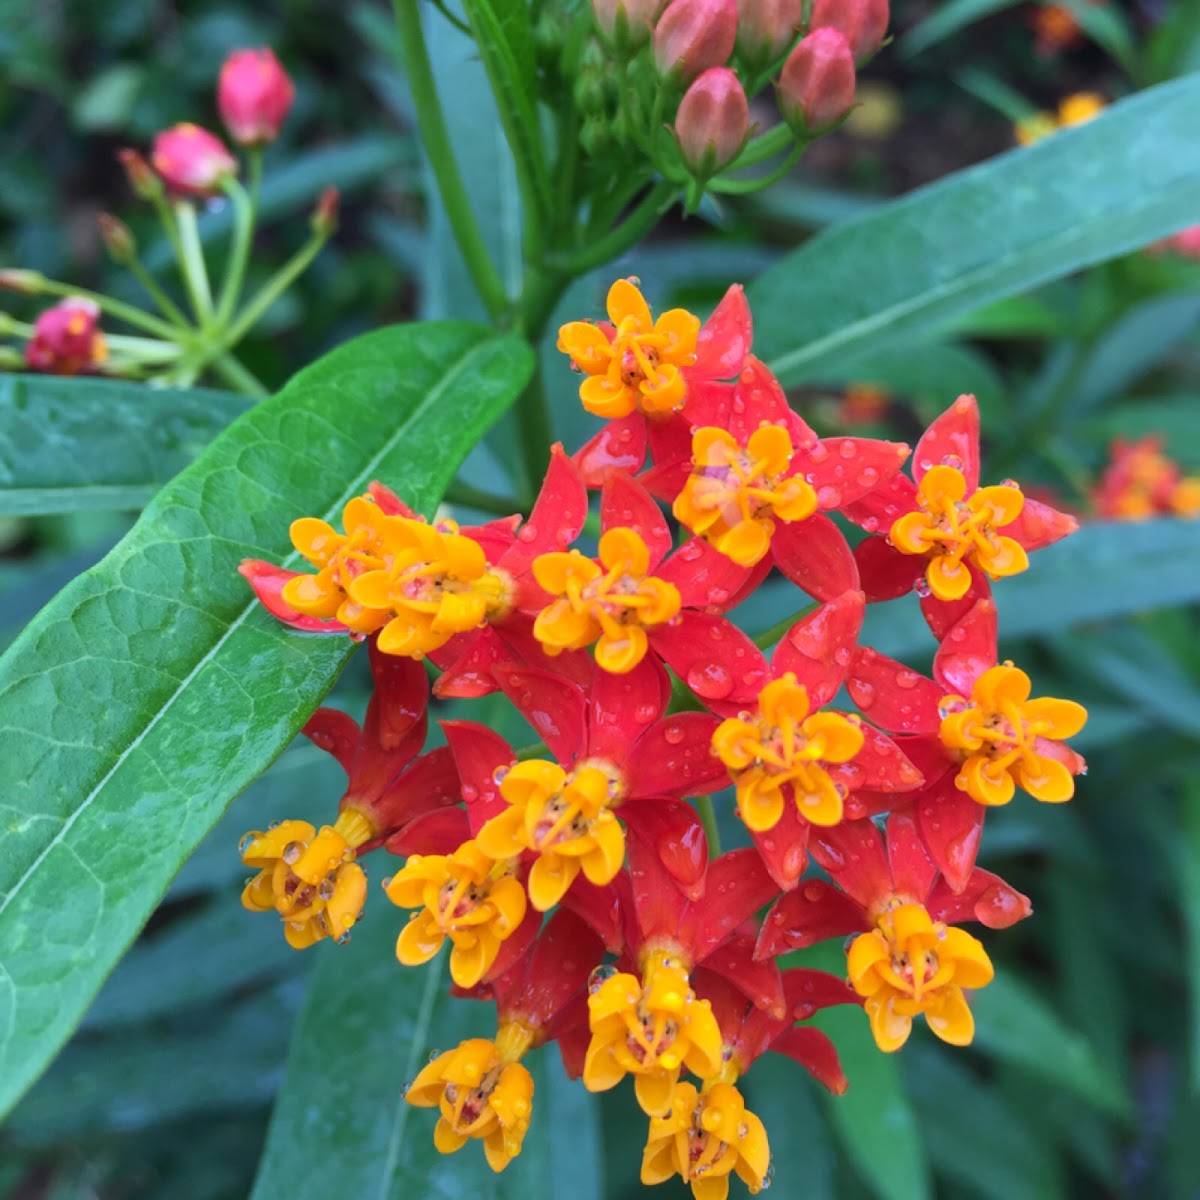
top-left (914, 577), bottom-right (932, 598)
top-left (588, 963), bottom-right (618, 993)
top-left (941, 453), bottom-right (963, 470)
top-left (687, 660), bottom-right (734, 699)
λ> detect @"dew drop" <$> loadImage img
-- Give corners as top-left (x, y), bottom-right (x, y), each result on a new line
top-left (588, 963), bottom-right (618, 993)
top-left (854, 680), bottom-right (876, 709)
top-left (894, 669), bottom-right (920, 690)
top-left (858, 466), bottom-right (879, 488)
top-left (808, 443), bottom-right (829, 463)
top-left (282, 841), bottom-right (303, 865)
top-left (238, 832), bottom-right (256, 855)
top-left (687, 660), bottom-right (734, 699)
top-left (663, 724), bottom-right (686, 745)
top-left (914, 577), bottom-right (932, 598)
top-left (833, 647), bottom-right (851, 667)
top-left (941, 453), bottom-right (964, 470)
top-left (816, 485), bottom-right (842, 509)
top-left (492, 764), bottom-right (511, 785)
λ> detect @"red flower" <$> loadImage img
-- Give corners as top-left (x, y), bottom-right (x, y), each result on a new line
top-left (24, 298), bottom-right (107, 376)
top-left (218, 48), bottom-right (296, 146)
top-left (845, 394), bottom-right (1077, 633)
top-left (151, 123), bottom-right (237, 196)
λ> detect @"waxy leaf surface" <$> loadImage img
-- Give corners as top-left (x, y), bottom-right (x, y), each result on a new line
top-left (0, 321), bottom-right (534, 1119)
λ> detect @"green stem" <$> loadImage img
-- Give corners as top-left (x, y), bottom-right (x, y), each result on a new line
top-left (392, 0), bottom-right (509, 322)
top-left (24, 278), bottom-right (183, 340)
top-left (515, 739), bottom-right (550, 761)
top-left (726, 124), bottom-right (794, 172)
top-left (586, 170), bottom-right (653, 239)
top-left (215, 178), bottom-right (256, 326)
top-left (174, 201), bottom-right (215, 325)
top-left (754, 602), bottom-right (819, 650)
top-left (209, 352), bottom-right (269, 397)
top-left (444, 480), bottom-right (522, 516)
top-left (696, 794), bottom-right (721, 856)
top-left (123, 257), bottom-right (192, 328)
top-left (553, 181), bottom-right (677, 276)
top-left (513, 369), bottom-right (555, 502)
top-left (221, 233), bottom-right (327, 348)
top-left (709, 142), bottom-right (807, 195)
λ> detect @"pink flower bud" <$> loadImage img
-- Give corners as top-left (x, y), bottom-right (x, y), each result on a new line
top-left (591, 0), bottom-right (664, 49)
top-left (25, 299), bottom-right (108, 377)
top-left (808, 0), bottom-right (889, 63)
top-left (218, 48), bottom-right (296, 146)
top-left (151, 123), bottom-right (237, 197)
top-left (736, 0), bottom-right (803, 69)
top-left (778, 29), bottom-right (856, 134)
top-left (98, 214), bottom-right (136, 264)
top-left (653, 0), bottom-right (737, 83)
top-left (674, 67), bottom-right (750, 176)
top-left (311, 187), bottom-right (340, 239)
top-left (117, 148), bottom-right (164, 201)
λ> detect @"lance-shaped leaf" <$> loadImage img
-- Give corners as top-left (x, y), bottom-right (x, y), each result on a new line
top-left (750, 76), bottom-right (1200, 383)
top-left (0, 375), bottom-right (250, 516)
top-left (0, 321), bottom-right (534, 1120)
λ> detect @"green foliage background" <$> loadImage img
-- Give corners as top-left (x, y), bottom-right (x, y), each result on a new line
top-left (2, 1), bottom-right (1200, 1197)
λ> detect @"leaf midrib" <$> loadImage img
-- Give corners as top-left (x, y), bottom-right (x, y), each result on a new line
top-left (0, 334), bottom-right (502, 927)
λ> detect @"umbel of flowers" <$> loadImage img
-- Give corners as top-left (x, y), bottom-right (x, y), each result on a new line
top-left (239, 275), bottom-right (1086, 1197)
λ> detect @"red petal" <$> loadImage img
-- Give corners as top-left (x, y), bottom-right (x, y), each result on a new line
top-left (842, 788), bottom-right (903, 821)
top-left (588, 653), bottom-right (670, 762)
top-left (493, 663), bottom-right (588, 764)
top-left (756, 880), bottom-right (869, 959)
top-left (920, 568), bottom-right (992, 642)
top-left (430, 628), bottom-right (508, 699)
top-left (796, 437), bottom-right (911, 510)
top-left (368, 639), bottom-right (428, 750)
top-left (347, 706), bottom-right (429, 806)
top-left (495, 908), bottom-right (604, 1029)
top-left (623, 798), bottom-right (710, 900)
top-left (650, 611), bottom-right (769, 717)
top-left (623, 711), bottom-right (725, 798)
top-left (932, 597), bottom-right (998, 694)
top-left (460, 515), bottom-right (520, 566)
top-left (626, 823), bottom-right (689, 947)
top-left (238, 559), bottom-right (348, 633)
top-left (573, 415), bottom-right (647, 489)
top-left (771, 589), bottom-right (864, 709)
top-left (771, 1026), bottom-right (848, 1094)
top-left (659, 537), bottom-right (755, 612)
top-left (302, 708), bottom-right (361, 776)
top-left (770, 513), bottom-right (859, 601)
top-left (639, 457), bottom-right (692, 505)
top-left (841, 472), bottom-right (918, 532)
top-left (692, 283), bottom-right (752, 379)
top-left (561, 875), bottom-right (628, 955)
top-left (693, 967), bottom-right (757, 1046)
top-left (484, 905), bottom-right (544, 985)
top-left (440, 719), bottom-right (515, 832)
top-left (916, 776), bottom-right (984, 894)
top-left (702, 932), bottom-right (788, 1017)
top-left (836, 725), bottom-right (924, 793)
top-left (367, 481), bottom-right (412, 516)
top-left (373, 745), bottom-right (462, 833)
top-left (854, 535), bottom-right (922, 602)
top-left (726, 357), bottom-right (797, 443)
top-left (749, 803), bottom-right (811, 891)
top-left (809, 819), bottom-right (892, 908)
top-left (927, 868), bottom-right (1032, 930)
top-left (682, 849), bottom-right (779, 962)
top-left (784, 968), bottom-right (861, 1017)
top-left (386, 805), bottom-right (470, 857)
top-left (914, 394), bottom-right (980, 491)
top-left (1004, 495), bottom-right (1079, 552)
top-left (646, 409), bottom-right (701, 476)
top-left (846, 646), bottom-right (941, 734)
top-left (504, 444), bottom-right (589, 573)
top-left (884, 809), bottom-right (937, 901)
top-left (551, 1008), bottom-right (592, 1079)
top-left (600, 470), bottom-right (673, 568)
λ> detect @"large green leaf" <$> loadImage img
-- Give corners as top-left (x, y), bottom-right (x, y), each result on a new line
top-left (251, 915), bottom-right (603, 1200)
top-left (749, 77), bottom-right (1200, 384)
top-left (0, 321), bottom-right (534, 1121)
top-left (0, 375), bottom-right (250, 516)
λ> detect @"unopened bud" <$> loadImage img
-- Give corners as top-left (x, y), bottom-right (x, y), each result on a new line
top-left (580, 115), bottom-right (613, 158)
top-left (674, 67), bottom-right (750, 177)
top-left (117, 148), bottom-right (164, 201)
top-left (0, 269), bottom-right (46, 295)
top-left (24, 298), bottom-right (109, 377)
top-left (151, 123), bottom-right (238, 198)
top-left (98, 214), bottom-right (136, 264)
top-left (573, 64), bottom-right (609, 115)
top-left (808, 0), bottom-right (889, 63)
top-left (736, 0), bottom-right (802, 71)
top-left (311, 187), bottom-right (339, 238)
top-left (218, 48), bottom-right (296, 147)
top-left (778, 29), bottom-right (856, 134)
top-left (653, 0), bottom-right (737, 84)
top-left (591, 0), bottom-right (664, 52)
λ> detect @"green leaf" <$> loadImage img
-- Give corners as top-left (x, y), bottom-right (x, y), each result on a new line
top-left (0, 375), bottom-right (250, 516)
top-left (1082, 396), bottom-right (1200, 467)
top-left (1181, 779), bottom-right (1200, 1090)
top-left (970, 974), bottom-right (1131, 1117)
top-left (749, 77), bottom-right (1200, 385)
top-left (251, 913), bottom-right (603, 1200)
top-left (0, 321), bottom-right (534, 1121)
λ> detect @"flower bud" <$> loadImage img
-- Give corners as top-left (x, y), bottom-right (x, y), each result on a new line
top-left (218, 48), bottom-right (296, 146)
top-left (736, 0), bottom-right (802, 71)
top-left (0, 269), bottom-right (46, 295)
top-left (653, 0), bottom-right (737, 84)
top-left (117, 148), bottom-right (164, 201)
top-left (778, 29), bottom-right (856, 134)
top-left (24, 298), bottom-right (108, 377)
top-left (808, 0), bottom-right (889, 63)
top-left (98, 214), bottom-right (136, 264)
top-left (674, 68), bottom-right (750, 177)
top-left (311, 187), bottom-right (340, 239)
top-left (591, 0), bottom-right (664, 51)
top-left (151, 123), bottom-right (237, 198)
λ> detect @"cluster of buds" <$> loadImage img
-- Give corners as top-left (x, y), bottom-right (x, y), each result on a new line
top-left (562, 0), bottom-right (888, 204)
top-left (1, 48), bottom-right (332, 392)
top-left (1092, 435), bottom-right (1200, 520)
top-left (240, 275), bottom-right (1088, 1194)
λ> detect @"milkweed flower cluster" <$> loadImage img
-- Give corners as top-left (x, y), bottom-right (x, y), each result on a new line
top-left (1092, 435), bottom-right (1200, 520)
top-left (240, 276), bottom-right (1088, 1195)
